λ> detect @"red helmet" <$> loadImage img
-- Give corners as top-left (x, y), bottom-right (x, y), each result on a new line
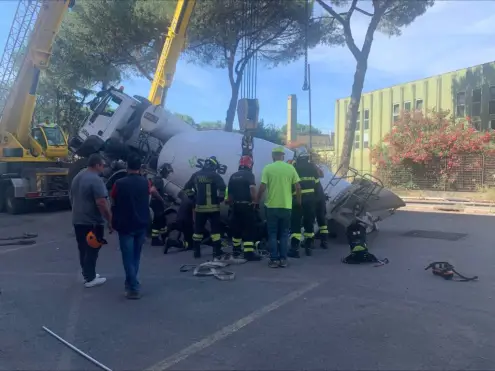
top-left (239, 155), bottom-right (253, 169)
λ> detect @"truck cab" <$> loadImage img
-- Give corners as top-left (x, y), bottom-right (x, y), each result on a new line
top-left (31, 121), bottom-right (68, 159)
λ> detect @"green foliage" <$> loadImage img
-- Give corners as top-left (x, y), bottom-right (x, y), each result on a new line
top-left (186, 0), bottom-right (338, 131)
top-left (280, 123), bottom-right (322, 135)
top-left (254, 119), bottom-right (283, 144)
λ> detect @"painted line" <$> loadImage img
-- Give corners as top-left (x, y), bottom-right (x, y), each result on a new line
top-left (0, 237), bottom-right (72, 255)
top-left (145, 281), bottom-right (321, 371)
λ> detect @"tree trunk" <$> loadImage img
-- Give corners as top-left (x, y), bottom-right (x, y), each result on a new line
top-left (224, 83), bottom-right (240, 132)
top-left (338, 58), bottom-right (367, 176)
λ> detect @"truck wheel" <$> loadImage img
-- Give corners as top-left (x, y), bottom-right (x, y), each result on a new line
top-left (6, 186), bottom-right (26, 215)
top-left (68, 157), bottom-right (89, 188)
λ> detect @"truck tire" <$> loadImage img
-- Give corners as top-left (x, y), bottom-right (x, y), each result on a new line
top-left (68, 157), bottom-right (89, 189)
top-left (6, 186), bottom-right (26, 215)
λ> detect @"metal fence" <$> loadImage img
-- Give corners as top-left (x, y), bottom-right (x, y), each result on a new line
top-left (376, 154), bottom-right (495, 192)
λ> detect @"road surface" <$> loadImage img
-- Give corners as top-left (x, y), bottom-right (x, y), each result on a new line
top-left (0, 209), bottom-right (494, 370)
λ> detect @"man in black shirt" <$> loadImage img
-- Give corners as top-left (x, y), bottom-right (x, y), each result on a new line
top-left (226, 156), bottom-right (261, 261)
top-left (183, 156), bottom-right (226, 259)
top-left (289, 152), bottom-right (320, 258)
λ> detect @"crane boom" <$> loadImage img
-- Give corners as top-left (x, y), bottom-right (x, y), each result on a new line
top-left (0, 0), bottom-right (71, 149)
top-left (148, 0), bottom-right (196, 106)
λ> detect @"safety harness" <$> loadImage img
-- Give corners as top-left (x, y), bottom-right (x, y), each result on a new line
top-left (425, 262), bottom-right (478, 282)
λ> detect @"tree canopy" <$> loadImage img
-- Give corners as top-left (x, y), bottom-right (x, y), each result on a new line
top-left (315, 0), bottom-right (435, 175)
top-left (185, 0), bottom-right (339, 132)
top-left (281, 123), bottom-right (322, 135)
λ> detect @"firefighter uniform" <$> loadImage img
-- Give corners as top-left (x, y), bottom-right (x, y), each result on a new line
top-left (227, 156), bottom-right (261, 261)
top-left (183, 156), bottom-right (226, 259)
top-left (289, 154), bottom-right (319, 258)
top-left (150, 175), bottom-right (167, 246)
top-left (314, 172), bottom-right (329, 249)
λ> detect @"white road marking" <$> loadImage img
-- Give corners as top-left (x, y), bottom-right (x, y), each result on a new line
top-left (145, 281), bottom-right (321, 371)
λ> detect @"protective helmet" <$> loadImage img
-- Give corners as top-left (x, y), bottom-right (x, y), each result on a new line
top-left (86, 231), bottom-right (107, 249)
top-left (204, 156), bottom-right (219, 170)
top-left (297, 152), bottom-right (310, 163)
top-left (272, 146), bottom-right (285, 154)
top-left (239, 155), bottom-right (253, 170)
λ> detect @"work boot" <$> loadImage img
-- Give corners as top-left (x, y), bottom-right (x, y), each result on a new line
top-left (212, 243), bottom-right (223, 260)
top-left (232, 247), bottom-right (242, 258)
top-left (320, 238), bottom-right (329, 250)
top-left (193, 241), bottom-right (201, 259)
top-left (304, 238), bottom-right (313, 256)
top-left (244, 251), bottom-right (262, 261)
top-left (151, 237), bottom-right (162, 246)
top-left (288, 238), bottom-right (300, 258)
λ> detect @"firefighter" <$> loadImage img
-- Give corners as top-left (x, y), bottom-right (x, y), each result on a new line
top-left (183, 156), bottom-right (226, 259)
top-left (312, 160), bottom-right (329, 249)
top-left (150, 174), bottom-right (168, 246)
top-left (288, 152), bottom-right (319, 258)
top-left (226, 156), bottom-right (261, 261)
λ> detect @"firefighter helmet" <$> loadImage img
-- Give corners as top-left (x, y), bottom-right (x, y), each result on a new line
top-left (204, 156), bottom-right (219, 170)
top-left (239, 155), bottom-right (253, 169)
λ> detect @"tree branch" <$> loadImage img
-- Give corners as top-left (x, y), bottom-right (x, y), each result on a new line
top-left (355, 7), bottom-right (374, 17)
top-left (347, 0), bottom-right (359, 20)
top-left (315, 0), bottom-right (347, 26)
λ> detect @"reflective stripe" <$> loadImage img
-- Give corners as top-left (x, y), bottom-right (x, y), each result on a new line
top-left (301, 189), bottom-right (314, 194)
top-left (224, 187), bottom-right (229, 200)
top-left (320, 230), bottom-right (329, 234)
top-left (319, 225), bottom-right (328, 230)
top-left (315, 179), bottom-right (320, 183)
top-left (351, 245), bottom-right (366, 252)
top-left (243, 247), bottom-right (255, 252)
top-left (160, 227), bottom-right (167, 233)
top-left (193, 233), bottom-right (203, 241)
top-left (232, 237), bottom-right (242, 247)
top-left (291, 233), bottom-right (301, 240)
top-left (244, 241), bottom-right (254, 246)
top-left (151, 230), bottom-right (160, 237)
top-left (195, 204), bottom-right (220, 212)
top-left (304, 232), bottom-right (314, 238)
top-left (211, 233), bottom-right (221, 242)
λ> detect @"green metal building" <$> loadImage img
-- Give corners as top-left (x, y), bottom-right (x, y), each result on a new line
top-left (334, 61), bottom-right (495, 173)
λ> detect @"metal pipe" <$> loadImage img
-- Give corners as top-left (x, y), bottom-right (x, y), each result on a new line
top-left (42, 326), bottom-right (113, 371)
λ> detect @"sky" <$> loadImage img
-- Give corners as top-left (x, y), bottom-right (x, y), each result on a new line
top-left (1, 0), bottom-right (495, 134)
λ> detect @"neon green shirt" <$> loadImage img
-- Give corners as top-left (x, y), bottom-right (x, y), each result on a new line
top-left (261, 160), bottom-right (300, 209)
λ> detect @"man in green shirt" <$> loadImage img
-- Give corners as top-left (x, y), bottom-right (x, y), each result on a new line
top-left (256, 146), bottom-right (301, 268)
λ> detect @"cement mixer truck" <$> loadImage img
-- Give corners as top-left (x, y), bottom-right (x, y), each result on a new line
top-left (68, 86), bottom-right (405, 233)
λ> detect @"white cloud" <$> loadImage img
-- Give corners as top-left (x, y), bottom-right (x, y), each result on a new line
top-left (311, 1), bottom-right (495, 79)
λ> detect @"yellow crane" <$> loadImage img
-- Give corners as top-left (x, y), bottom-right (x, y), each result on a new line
top-left (0, 0), bottom-right (72, 214)
top-left (148, 0), bottom-right (196, 106)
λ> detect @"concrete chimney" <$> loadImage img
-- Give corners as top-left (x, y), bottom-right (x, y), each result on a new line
top-left (286, 94), bottom-right (297, 143)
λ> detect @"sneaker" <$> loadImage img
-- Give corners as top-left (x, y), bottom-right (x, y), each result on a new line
top-left (84, 276), bottom-right (106, 288)
top-left (268, 260), bottom-right (280, 268)
top-left (279, 259), bottom-right (288, 268)
top-left (125, 291), bottom-right (141, 300)
top-left (80, 273), bottom-right (100, 283)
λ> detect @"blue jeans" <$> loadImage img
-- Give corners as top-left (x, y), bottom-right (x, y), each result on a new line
top-left (118, 229), bottom-right (146, 292)
top-left (265, 207), bottom-right (291, 261)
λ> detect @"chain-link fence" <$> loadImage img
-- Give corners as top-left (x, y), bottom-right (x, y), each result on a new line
top-left (376, 154), bottom-right (495, 192)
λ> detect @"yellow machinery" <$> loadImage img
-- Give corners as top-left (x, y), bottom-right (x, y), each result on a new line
top-left (0, 0), bottom-right (72, 213)
top-left (148, 0), bottom-right (196, 106)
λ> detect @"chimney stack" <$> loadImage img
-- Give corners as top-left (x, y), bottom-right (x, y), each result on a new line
top-left (286, 94), bottom-right (297, 143)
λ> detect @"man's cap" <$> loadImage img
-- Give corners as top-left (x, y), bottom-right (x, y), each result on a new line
top-left (272, 146), bottom-right (285, 154)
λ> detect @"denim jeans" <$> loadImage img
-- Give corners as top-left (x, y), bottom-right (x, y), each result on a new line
top-left (265, 207), bottom-right (291, 261)
top-left (118, 229), bottom-right (146, 292)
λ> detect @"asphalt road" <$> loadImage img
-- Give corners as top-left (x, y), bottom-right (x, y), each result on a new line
top-left (1, 209), bottom-right (494, 371)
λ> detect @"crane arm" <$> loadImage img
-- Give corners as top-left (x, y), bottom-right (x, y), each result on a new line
top-left (0, 0), bottom-right (71, 149)
top-left (148, 0), bottom-right (196, 106)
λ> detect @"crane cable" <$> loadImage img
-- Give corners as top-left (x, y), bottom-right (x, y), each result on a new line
top-left (302, 0), bottom-right (310, 91)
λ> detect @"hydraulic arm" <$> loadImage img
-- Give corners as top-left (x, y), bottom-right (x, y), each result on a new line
top-left (148, 0), bottom-right (196, 106)
top-left (0, 0), bottom-right (71, 154)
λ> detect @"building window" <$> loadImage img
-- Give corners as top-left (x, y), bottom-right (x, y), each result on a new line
top-left (354, 133), bottom-right (360, 149)
top-left (356, 111), bottom-right (361, 131)
top-left (363, 133), bottom-right (369, 149)
top-left (489, 86), bottom-right (495, 115)
top-left (404, 101), bottom-right (411, 112)
top-left (456, 92), bottom-right (466, 117)
top-left (472, 88), bottom-right (481, 117)
top-left (490, 119), bottom-right (495, 130)
top-left (393, 103), bottom-right (400, 122)
top-left (415, 99), bottom-right (423, 111)
top-left (363, 110), bottom-right (369, 130)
